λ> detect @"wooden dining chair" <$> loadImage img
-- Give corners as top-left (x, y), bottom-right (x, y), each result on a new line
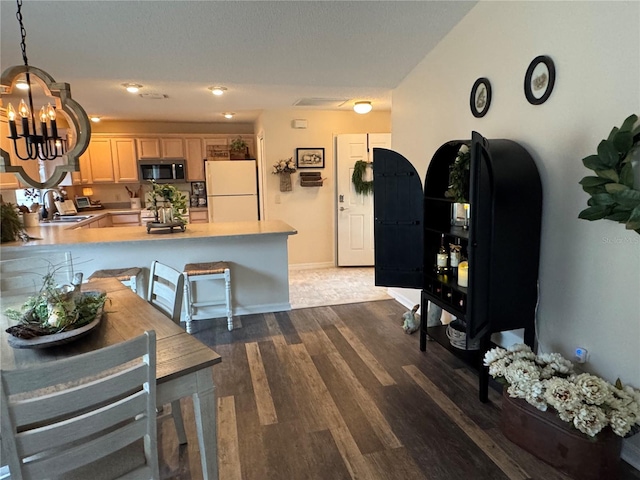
top-left (0, 330), bottom-right (159, 480)
top-left (147, 260), bottom-right (188, 445)
top-left (0, 251), bottom-right (74, 295)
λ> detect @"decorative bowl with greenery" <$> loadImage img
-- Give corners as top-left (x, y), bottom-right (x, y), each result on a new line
top-left (484, 344), bottom-right (640, 438)
top-left (579, 114), bottom-right (640, 234)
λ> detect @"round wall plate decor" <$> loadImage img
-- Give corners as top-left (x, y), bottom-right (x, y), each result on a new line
top-left (470, 77), bottom-right (491, 118)
top-left (524, 55), bottom-right (555, 105)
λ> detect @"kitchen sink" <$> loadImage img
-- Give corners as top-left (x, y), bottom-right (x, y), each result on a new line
top-left (52, 215), bottom-right (94, 223)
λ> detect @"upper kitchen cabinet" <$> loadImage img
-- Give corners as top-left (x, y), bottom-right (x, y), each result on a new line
top-left (85, 137), bottom-right (138, 184)
top-left (136, 137), bottom-right (185, 159)
top-left (185, 138), bottom-right (205, 181)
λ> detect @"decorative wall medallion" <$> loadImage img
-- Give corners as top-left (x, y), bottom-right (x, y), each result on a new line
top-left (470, 77), bottom-right (491, 118)
top-left (524, 55), bottom-right (556, 105)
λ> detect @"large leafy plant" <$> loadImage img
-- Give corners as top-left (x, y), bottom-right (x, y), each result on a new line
top-left (579, 114), bottom-right (640, 234)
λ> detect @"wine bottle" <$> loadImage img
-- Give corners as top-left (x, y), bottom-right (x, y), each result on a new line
top-left (436, 234), bottom-right (449, 275)
top-left (450, 238), bottom-right (461, 274)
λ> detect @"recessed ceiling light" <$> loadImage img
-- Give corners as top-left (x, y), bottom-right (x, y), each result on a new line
top-left (90, 116), bottom-right (101, 123)
top-left (15, 78), bottom-right (29, 90)
top-left (122, 83), bottom-right (143, 93)
top-left (209, 86), bottom-right (227, 96)
top-left (353, 101), bottom-right (372, 114)
top-left (223, 112), bottom-right (235, 119)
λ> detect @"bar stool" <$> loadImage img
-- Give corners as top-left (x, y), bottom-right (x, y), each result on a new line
top-left (183, 261), bottom-right (232, 334)
top-left (88, 267), bottom-right (142, 293)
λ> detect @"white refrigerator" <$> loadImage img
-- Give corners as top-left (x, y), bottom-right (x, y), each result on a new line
top-left (205, 160), bottom-right (259, 222)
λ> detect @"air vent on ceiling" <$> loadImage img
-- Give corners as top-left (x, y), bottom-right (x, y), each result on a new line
top-left (293, 97), bottom-right (349, 108)
top-left (139, 93), bottom-right (168, 100)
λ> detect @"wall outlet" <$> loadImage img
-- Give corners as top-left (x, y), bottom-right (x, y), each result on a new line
top-left (575, 347), bottom-right (589, 363)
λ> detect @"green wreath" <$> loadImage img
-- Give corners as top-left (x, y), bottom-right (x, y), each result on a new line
top-left (579, 114), bottom-right (640, 234)
top-left (352, 160), bottom-right (374, 195)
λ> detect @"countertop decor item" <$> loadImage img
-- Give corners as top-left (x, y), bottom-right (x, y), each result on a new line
top-left (578, 114), bottom-right (640, 234)
top-left (229, 136), bottom-right (248, 159)
top-left (470, 77), bottom-right (491, 118)
top-left (524, 55), bottom-right (556, 105)
top-left (147, 180), bottom-right (188, 224)
top-left (484, 344), bottom-right (640, 439)
top-left (352, 160), bottom-right (373, 195)
top-left (1, 202), bottom-right (24, 243)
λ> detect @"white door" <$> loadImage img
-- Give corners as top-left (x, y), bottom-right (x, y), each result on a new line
top-left (336, 133), bottom-right (391, 266)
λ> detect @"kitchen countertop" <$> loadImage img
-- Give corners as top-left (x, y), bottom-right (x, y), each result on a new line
top-left (4, 219), bottom-right (297, 249)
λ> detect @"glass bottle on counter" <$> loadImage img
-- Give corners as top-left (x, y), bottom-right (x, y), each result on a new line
top-left (436, 233), bottom-right (449, 275)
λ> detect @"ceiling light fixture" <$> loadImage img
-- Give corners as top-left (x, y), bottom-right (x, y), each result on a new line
top-left (2, 0), bottom-right (91, 189)
top-left (123, 83), bottom-right (142, 93)
top-left (209, 86), bottom-right (227, 96)
top-left (90, 116), bottom-right (101, 123)
top-left (15, 78), bottom-right (29, 90)
top-left (223, 112), bottom-right (235, 119)
top-left (353, 101), bottom-right (373, 114)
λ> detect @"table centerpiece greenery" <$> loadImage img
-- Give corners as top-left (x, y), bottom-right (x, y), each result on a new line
top-left (484, 344), bottom-right (640, 439)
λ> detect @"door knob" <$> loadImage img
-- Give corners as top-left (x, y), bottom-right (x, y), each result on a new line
top-left (339, 207), bottom-right (349, 211)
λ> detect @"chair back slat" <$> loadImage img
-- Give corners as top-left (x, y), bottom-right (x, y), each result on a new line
top-left (0, 330), bottom-right (159, 479)
top-left (147, 260), bottom-right (184, 323)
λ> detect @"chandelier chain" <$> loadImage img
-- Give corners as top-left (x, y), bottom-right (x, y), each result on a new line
top-left (16, 0), bottom-right (29, 67)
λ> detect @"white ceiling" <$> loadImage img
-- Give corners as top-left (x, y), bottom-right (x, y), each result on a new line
top-left (0, 1), bottom-right (475, 124)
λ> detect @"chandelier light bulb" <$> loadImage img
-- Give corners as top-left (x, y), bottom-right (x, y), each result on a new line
top-left (39, 106), bottom-right (48, 123)
top-left (7, 104), bottom-right (16, 121)
top-left (46, 103), bottom-right (56, 121)
top-left (209, 86), bottom-right (227, 96)
top-left (353, 101), bottom-right (372, 114)
top-left (18, 99), bottom-right (30, 117)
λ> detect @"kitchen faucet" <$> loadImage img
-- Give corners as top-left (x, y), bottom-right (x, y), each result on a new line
top-left (41, 188), bottom-right (63, 220)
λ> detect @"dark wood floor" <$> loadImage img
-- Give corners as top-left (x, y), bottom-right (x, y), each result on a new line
top-left (157, 300), bottom-right (640, 480)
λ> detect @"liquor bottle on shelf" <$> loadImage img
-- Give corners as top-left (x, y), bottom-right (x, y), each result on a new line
top-left (449, 238), bottom-right (461, 276)
top-left (436, 233), bottom-right (449, 275)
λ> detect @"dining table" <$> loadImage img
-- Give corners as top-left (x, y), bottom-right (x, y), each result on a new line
top-left (0, 277), bottom-right (222, 480)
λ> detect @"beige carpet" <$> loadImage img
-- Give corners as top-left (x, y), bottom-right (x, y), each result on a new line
top-left (288, 266), bottom-right (391, 309)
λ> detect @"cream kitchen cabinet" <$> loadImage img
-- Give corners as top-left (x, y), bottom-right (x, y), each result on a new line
top-left (185, 138), bottom-right (205, 181)
top-left (188, 207), bottom-right (208, 223)
top-left (136, 137), bottom-right (184, 159)
top-left (85, 137), bottom-right (137, 184)
top-left (111, 212), bottom-right (141, 226)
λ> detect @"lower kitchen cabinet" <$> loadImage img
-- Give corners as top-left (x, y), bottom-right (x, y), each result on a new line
top-left (111, 212), bottom-right (141, 226)
top-left (189, 207), bottom-right (208, 223)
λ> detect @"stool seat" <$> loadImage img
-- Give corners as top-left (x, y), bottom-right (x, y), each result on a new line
top-left (88, 267), bottom-right (142, 293)
top-left (183, 261), bottom-right (232, 333)
top-left (184, 262), bottom-right (230, 276)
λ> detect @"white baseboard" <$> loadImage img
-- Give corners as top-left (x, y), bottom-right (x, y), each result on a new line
top-left (387, 289), bottom-right (418, 310)
top-left (622, 436), bottom-right (640, 471)
top-left (289, 262), bottom-right (335, 271)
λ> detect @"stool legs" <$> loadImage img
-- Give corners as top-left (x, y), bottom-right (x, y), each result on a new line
top-left (184, 280), bottom-right (194, 334)
top-left (224, 268), bottom-right (232, 331)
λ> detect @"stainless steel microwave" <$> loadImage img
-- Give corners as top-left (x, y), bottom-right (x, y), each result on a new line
top-left (138, 159), bottom-right (186, 183)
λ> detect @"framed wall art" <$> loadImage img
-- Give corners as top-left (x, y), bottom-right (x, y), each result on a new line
top-left (524, 55), bottom-right (556, 105)
top-left (296, 148), bottom-right (325, 169)
top-left (470, 77), bottom-right (492, 118)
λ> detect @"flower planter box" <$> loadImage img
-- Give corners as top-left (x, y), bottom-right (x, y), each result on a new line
top-left (500, 390), bottom-right (622, 480)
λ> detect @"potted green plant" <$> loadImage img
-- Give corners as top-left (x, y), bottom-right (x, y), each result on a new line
top-left (229, 136), bottom-right (248, 160)
top-left (579, 114), bottom-right (640, 234)
top-left (147, 180), bottom-right (188, 224)
top-left (445, 144), bottom-right (471, 227)
top-left (1, 202), bottom-right (24, 243)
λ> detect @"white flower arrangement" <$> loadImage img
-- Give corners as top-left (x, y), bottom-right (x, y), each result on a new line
top-left (484, 344), bottom-right (640, 438)
top-left (272, 157), bottom-right (296, 174)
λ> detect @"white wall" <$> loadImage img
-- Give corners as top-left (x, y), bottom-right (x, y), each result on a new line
top-left (258, 109), bottom-right (391, 266)
top-left (391, 1), bottom-right (640, 463)
top-left (392, 1), bottom-right (640, 390)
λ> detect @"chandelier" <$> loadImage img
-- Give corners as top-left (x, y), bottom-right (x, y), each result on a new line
top-left (1, 0), bottom-right (91, 189)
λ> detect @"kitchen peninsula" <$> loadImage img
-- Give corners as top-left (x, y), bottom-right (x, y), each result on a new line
top-left (1, 220), bottom-right (297, 316)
